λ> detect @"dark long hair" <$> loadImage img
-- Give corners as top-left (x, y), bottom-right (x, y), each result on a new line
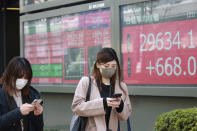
top-left (0, 56), bottom-right (32, 96)
top-left (91, 48), bottom-right (126, 95)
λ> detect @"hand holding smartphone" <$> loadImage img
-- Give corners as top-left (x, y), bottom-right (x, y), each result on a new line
top-left (111, 93), bottom-right (122, 98)
top-left (107, 93), bottom-right (122, 107)
top-left (31, 99), bottom-right (43, 105)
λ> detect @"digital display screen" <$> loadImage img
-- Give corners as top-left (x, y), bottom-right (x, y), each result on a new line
top-left (121, 0), bottom-right (197, 84)
top-left (23, 8), bottom-right (111, 84)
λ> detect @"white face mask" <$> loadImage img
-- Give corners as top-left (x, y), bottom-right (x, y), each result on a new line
top-left (16, 79), bottom-right (28, 90)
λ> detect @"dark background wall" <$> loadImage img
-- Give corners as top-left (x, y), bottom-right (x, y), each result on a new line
top-left (0, 0), bottom-right (6, 76)
top-left (0, 0), bottom-right (20, 77)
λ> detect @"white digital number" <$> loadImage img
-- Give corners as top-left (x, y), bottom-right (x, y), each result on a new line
top-left (148, 33), bottom-right (155, 51)
top-left (164, 32), bottom-right (172, 50)
top-left (165, 57), bottom-right (173, 76)
top-left (173, 32), bottom-right (181, 49)
top-left (188, 56), bottom-right (196, 76)
top-left (156, 32), bottom-right (164, 50)
top-left (174, 57), bottom-right (182, 76)
top-left (156, 58), bottom-right (164, 76)
top-left (140, 34), bottom-right (147, 52)
top-left (188, 30), bottom-right (195, 49)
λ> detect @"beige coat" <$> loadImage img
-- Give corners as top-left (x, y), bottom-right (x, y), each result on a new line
top-left (72, 76), bottom-right (132, 131)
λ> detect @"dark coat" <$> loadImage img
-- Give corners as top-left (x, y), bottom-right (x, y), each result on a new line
top-left (0, 84), bottom-right (44, 131)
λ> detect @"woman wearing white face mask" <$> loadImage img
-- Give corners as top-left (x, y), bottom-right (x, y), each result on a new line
top-left (72, 48), bottom-right (131, 131)
top-left (0, 56), bottom-right (43, 131)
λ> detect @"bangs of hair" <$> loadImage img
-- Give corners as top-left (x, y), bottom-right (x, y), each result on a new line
top-left (15, 59), bottom-right (32, 81)
top-left (16, 62), bottom-right (32, 80)
top-left (97, 48), bottom-right (116, 64)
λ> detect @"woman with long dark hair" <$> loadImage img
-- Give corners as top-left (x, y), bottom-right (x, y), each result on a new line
top-left (72, 48), bottom-right (131, 131)
top-left (0, 56), bottom-right (43, 131)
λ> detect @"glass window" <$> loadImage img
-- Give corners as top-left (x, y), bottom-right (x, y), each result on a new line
top-left (121, 0), bottom-right (197, 84)
top-left (23, 8), bottom-right (111, 85)
top-left (24, 0), bottom-right (55, 6)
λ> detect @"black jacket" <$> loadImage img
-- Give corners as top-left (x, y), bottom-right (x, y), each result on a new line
top-left (0, 84), bottom-right (44, 131)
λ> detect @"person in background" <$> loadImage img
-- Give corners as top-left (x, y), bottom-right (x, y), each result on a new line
top-left (72, 47), bottom-right (131, 131)
top-left (0, 56), bottom-right (44, 131)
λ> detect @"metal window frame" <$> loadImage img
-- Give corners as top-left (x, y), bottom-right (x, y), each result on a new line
top-left (116, 0), bottom-right (197, 97)
top-left (20, 0), bottom-right (88, 13)
top-left (20, 0), bottom-right (197, 97)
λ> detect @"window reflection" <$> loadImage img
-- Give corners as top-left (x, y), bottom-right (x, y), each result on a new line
top-left (121, 0), bottom-right (197, 84)
top-left (24, 0), bottom-right (55, 6)
top-left (23, 8), bottom-right (111, 84)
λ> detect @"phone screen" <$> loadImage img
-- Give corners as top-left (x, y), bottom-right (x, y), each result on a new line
top-left (112, 93), bottom-right (122, 98)
top-left (32, 99), bottom-right (43, 105)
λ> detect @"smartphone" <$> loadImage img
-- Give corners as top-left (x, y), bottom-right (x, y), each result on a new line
top-left (112, 93), bottom-right (122, 98)
top-left (31, 99), bottom-right (43, 105)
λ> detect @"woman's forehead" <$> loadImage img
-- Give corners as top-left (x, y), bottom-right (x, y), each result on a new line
top-left (105, 60), bottom-right (116, 65)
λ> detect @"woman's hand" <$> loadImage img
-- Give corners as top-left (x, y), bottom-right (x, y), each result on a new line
top-left (107, 97), bottom-right (121, 108)
top-left (34, 104), bottom-right (43, 116)
top-left (20, 103), bottom-right (35, 115)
